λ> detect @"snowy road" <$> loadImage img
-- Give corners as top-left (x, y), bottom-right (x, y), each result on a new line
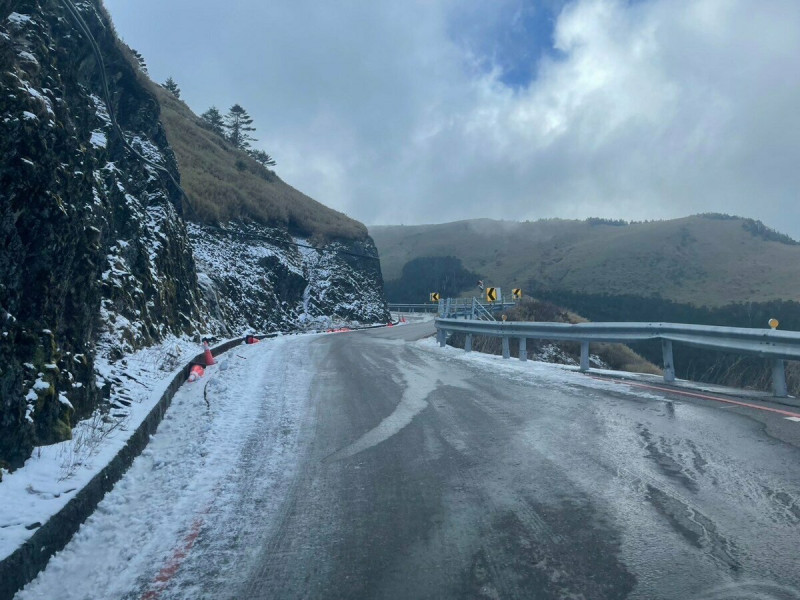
top-left (19, 323), bottom-right (800, 599)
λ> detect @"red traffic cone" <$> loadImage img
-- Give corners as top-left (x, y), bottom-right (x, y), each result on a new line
top-left (203, 340), bottom-right (216, 366)
top-left (187, 364), bottom-right (205, 382)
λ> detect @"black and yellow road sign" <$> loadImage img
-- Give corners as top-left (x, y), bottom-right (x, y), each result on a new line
top-left (430, 292), bottom-right (441, 302)
top-left (512, 288), bottom-right (523, 299)
top-left (486, 287), bottom-right (497, 302)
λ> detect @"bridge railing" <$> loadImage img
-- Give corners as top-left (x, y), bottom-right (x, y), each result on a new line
top-left (434, 318), bottom-right (800, 398)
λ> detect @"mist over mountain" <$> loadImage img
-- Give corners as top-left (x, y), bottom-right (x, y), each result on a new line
top-left (372, 214), bottom-right (800, 307)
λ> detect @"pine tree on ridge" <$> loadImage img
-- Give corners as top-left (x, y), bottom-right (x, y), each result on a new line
top-left (200, 106), bottom-right (225, 137)
top-left (224, 104), bottom-right (257, 150)
top-left (163, 76), bottom-right (181, 99)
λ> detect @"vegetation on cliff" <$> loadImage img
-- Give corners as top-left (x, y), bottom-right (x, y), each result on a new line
top-left (0, 0), bottom-right (207, 467)
top-left (153, 86), bottom-right (367, 241)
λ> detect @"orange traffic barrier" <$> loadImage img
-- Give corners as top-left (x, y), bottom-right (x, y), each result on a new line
top-left (202, 339), bottom-right (215, 366)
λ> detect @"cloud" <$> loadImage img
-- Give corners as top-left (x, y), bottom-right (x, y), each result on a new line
top-left (104, 0), bottom-right (800, 238)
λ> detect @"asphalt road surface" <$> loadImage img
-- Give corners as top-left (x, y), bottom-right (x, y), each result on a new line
top-left (21, 322), bottom-right (800, 599)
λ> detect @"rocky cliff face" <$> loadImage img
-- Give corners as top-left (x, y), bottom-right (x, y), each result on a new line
top-left (0, 0), bottom-right (206, 468)
top-left (190, 223), bottom-right (388, 334)
top-left (0, 0), bottom-right (389, 471)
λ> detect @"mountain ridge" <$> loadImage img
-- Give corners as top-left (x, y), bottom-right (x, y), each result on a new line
top-left (371, 214), bottom-right (800, 307)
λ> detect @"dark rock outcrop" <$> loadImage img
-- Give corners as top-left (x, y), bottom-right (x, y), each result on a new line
top-left (190, 222), bottom-right (389, 333)
top-left (0, 0), bottom-right (206, 468)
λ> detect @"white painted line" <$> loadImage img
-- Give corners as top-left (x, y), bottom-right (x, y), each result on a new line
top-left (785, 417), bottom-right (800, 422)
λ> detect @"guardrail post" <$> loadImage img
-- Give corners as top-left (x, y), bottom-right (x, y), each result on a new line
top-left (438, 329), bottom-right (447, 347)
top-left (465, 334), bottom-right (472, 352)
top-left (772, 359), bottom-right (788, 397)
top-left (502, 337), bottom-right (510, 359)
top-left (661, 340), bottom-right (675, 383)
top-left (580, 341), bottom-right (590, 372)
top-left (519, 337), bottom-right (527, 361)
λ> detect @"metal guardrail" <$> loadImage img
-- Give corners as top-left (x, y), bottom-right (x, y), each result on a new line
top-left (388, 303), bottom-right (440, 313)
top-left (435, 318), bottom-right (800, 397)
top-left (436, 297), bottom-right (517, 320)
top-left (388, 300), bottom-right (516, 317)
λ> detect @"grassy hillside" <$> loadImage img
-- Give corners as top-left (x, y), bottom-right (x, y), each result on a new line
top-left (152, 87), bottom-right (367, 241)
top-left (372, 215), bottom-right (800, 306)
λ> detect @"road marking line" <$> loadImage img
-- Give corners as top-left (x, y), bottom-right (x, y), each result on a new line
top-left (588, 376), bottom-right (800, 419)
top-left (786, 417), bottom-right (800, 422)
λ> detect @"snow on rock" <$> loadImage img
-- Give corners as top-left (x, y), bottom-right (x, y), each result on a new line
top-left (0, 0), bottom-right (208, 473)
top-left (6, 12), bottom-right (32, 27)
top-left (189, 222), bottom-right (389, 334)
top-left (89, 130), bottom-right (106, 149)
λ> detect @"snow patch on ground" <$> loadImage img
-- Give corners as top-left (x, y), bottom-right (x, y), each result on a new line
top-left (415, 337), bottom-right (665, 403)
top-left (17, 335), bottom-right (314, 599)
top-left (0, 335), bottom-right (230, 563)
top-left (329, 361), bottom-right (438, 461)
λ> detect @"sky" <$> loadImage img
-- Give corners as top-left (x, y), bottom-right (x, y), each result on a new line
top-left (103, 0), bottom-right (800, 238)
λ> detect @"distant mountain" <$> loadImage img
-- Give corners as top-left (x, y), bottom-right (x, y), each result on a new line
top-left (371, 215), bottom-right (800, 306)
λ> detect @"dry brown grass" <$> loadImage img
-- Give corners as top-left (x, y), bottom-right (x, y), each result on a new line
top-left (104, 15), bottom-right (367, 242)
top-left (152, 88), bottom-right (367, 241)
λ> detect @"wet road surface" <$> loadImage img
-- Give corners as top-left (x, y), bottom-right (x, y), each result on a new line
top-left (24, 323), bottom-right (800, 600)
top-left (172, 323), bottom-right (800, 600)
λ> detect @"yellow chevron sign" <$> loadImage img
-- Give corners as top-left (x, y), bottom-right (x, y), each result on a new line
top-left (430, 292), bottom-right (440, 302)
top-left (486, 287), bottom-right (497, 302)
top-left (512, 288), bottom-right (522, 299)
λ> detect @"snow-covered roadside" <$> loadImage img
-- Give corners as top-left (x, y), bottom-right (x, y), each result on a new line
top-left (414, 337), bottom-right (669, 403)
top-left (0, 335), bottom-right (227, 564)
top-left (415, 337), bottom-right (796, 409)
top-left (17, 334), bottom-right (314, 600)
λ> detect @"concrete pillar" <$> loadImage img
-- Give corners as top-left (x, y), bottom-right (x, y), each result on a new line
top-left (502, 337), bottom-right (510, 359)
top-left (465, 334), bottom-right (472, 353)
top-left (580, 341), bottom-right (590, 372)
top-left (662, 340), bottom-right (675, 383)
top-left (519, 337), bottom-right (527, 361)
top-left (772, 359), bottom-right (788, 397)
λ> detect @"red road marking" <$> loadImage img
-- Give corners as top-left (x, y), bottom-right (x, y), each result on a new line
top-left (588, 375), bottom-right (800, 419)
top-left (140, 516), bottom-right (205, 600)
